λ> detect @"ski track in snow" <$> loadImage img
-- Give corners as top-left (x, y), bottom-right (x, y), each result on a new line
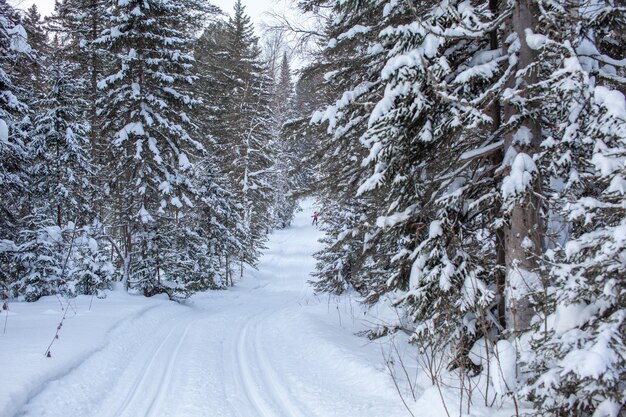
top-left (103, 319), bottom-right (194, 417)
top-left (6, 200), bottom-right (409, 417)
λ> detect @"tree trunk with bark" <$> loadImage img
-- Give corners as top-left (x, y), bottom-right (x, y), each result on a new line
top-left (502, 0), bottom-right (543, 333)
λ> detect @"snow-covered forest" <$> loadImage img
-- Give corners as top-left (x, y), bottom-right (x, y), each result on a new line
top-left (1, 0), bottom-right (301, 300)
top-left (1, 0), bottom-right (624, 416)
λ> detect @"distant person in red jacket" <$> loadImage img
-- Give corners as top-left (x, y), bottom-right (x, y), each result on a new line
top-left (312, 211), bottom-right (319, 226)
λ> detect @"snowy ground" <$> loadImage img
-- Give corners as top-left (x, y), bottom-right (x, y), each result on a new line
top-left (1, 200), bottom-right (520, 417)
top-left (1, 200), bottom-right (410, 417)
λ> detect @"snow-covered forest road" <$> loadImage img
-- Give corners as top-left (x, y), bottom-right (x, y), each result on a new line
top-left (3, 201), bottom-right (408, 417)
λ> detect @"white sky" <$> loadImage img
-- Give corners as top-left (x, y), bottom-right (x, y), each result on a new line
top-left (11, 0), bottom-right (289, 34)
top-left (11, 0), bottom-right (308, 70)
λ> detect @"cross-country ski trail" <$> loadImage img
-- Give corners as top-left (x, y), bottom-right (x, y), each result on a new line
top-left (3, 200), bottom-right (409, 417)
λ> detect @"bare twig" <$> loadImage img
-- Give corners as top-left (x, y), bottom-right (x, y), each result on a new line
top-left (383, 346), bottom-right (416, 417)
top-left (44, 220), bottom-right (80, 357)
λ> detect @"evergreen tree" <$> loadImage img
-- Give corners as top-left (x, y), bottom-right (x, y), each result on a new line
top-left (11, 212), bottom-right (66, 301)
top-left (283, 59), bottom-right (330, 193)
top-left (183, 158), bottom-right (250, 289)
top-left (270, 52), bottom-right (298, 228)
top-left (46, 0), bottom-right (124, 225)
top-left (518, 1), bottom-right (626, 414)
top-left (21, 5), bottom-right (46, 50)
top-left (302, 0), bottom-right (625, 415)
top-left (195, 1), bottom-right (278, 272)
top-left (302, 0), bottom-right (396, 302)
top-left (19, 4), bottom-right (47, 97)
top-left (224, 0), bottom-right (277, 257)
top-left (273, 51), bottom-right (294, 127)
top-left (359, 0), bottom-right (507, 366)
top-left (0, 0), bottom-right (33, 298)
top-left (68, 222), bottom-right (114, 297)
top-left (47, 0), bottom-right (110, 159)
top-left (97, 0), bottom-right (210, 295)
top-left (30, 60), bottom-right (92, 227)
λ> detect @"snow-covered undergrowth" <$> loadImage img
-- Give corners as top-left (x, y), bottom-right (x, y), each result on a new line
top-left (344, 297), bottom-right (524, 417)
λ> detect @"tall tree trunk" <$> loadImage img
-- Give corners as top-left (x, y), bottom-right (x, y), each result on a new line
top-left (90, 0), bottom-right (99, 154)
top-left (502, 0), bottom-right (543, 333)
top-left (488, 0), bottom-right (507, 331)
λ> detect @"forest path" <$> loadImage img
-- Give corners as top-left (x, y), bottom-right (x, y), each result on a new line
top-left (13, 200), bottom-right (407, 417)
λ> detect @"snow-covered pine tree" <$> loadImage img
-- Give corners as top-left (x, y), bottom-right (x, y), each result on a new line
top-left (195, 1), bottom-right (278, 273)
top-left (224, 0), bottom-right (277, 262)
top-left (514, 1), bottom-right (626, 415)
top-left (0, 0), bottom-right (34, 298)
top-left (270, 51), bottom-right (298, 228)
top-left (96, 0), bottom-right (213, 296)
top-left (30, 60), bottom-right (92, 227)
top-left (46, 0), bottom-right (111, 163)
top-left (300, 0), bottom-right (394, 300)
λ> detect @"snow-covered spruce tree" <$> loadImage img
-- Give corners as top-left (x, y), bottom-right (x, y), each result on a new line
top-left (12, 217), bottom-right (111, 302)
top-left (305, 0), bottom-right (625, 413)
top-left (193, 22), bottom-right (254, 282)
top-left (300, 0), bottom-right (396, 300)
top-left (310, 197), bottom-right (376, 296)
top-left (19, 4), bottom-right (47, 96)
top-left (30, 60), bottom-right (93, 227)
top-left (11, 212), bottom-right (67, 301)
top-left (68, 223), bottom-right (114, 297)
top-left (47, 0), bottom-right (118, 164)
top-left (273, 51), bottom-right (294, 128)
top-left (21, 5), bottom-right (46, 51)
top-left (527, 89), bottom-right (626, 417)
top-left (193, 20), bottom-right (231, 150)
top-left (309, 0), bottom-right (515, 374)
top-left (514, 2), bottom-right (626, 415)
top-left (11, 3), bottom-right (115, 301)
top-left (17, 57), bottom-right (110, 300)
top-left (187, 158), bottom-right (247, 288)
top-left (97, 0), bottom-right (214, 296)
top-left (0, 0), bottom-right (34, 298)
top-left (270, 51), bottom-right (299, 229)
top-left (282, 60), bottom-right (329, 194)
top-left (0, 2), bottom-right (91, 302)
top-left (194, 1), bottom-right (277, 273)
top-left (224, 0), bottom-right (277, 263)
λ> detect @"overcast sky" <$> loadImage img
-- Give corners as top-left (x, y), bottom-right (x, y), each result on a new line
top-left (11, 0), bottom-right (289, 33)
